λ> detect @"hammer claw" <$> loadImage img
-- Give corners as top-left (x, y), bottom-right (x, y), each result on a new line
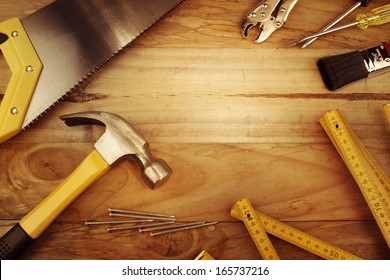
top-left (60, 111), bottom-right (172, 188)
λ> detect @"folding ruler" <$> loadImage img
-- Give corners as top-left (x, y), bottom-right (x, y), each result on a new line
top-left (231, 198), bottom-right (361, 260)
top-left (198, 107), bottom-right (389, 260)
top-left (320, 109), bottom-right (390, 248)
top-left (385, 104), bottom-right (390, 123)
top-left (195, 250), bottom-right (215, 260)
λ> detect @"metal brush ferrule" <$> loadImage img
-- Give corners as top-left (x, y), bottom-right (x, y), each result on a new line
top-left (361, 44), bottom-right (390, 76)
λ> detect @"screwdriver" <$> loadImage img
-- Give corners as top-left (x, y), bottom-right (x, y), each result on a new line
top-left (290, 3), bottom-right (390, 46)
top-left (301, 0), bottom-right (372, 48)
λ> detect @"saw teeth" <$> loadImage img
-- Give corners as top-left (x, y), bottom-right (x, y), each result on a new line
top-left (23, 0), bottom-right (185, 130)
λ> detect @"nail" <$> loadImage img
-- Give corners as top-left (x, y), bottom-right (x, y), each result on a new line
top-left (108, 208), bottom-right (176, 219)
top-left (85, 219), bottom-right (153, 225)
top-left (107, 221), bottom-right (174, 232)
top-left (139, 221), bottom-right (205, 233)
top-left (150, 221), bottom-right (218, 236)
top-left (109, 213), bottom-right (176, 221)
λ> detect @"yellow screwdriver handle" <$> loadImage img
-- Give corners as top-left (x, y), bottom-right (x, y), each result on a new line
top-left (356, 4), bottom-right (390, 29)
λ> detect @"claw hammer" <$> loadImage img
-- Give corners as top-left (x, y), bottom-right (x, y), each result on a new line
top-left (0, 111), bottom-right (172, 259)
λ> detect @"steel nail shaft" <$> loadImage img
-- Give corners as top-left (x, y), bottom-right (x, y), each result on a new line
top-left (150, 221), bottom-right (218, 236)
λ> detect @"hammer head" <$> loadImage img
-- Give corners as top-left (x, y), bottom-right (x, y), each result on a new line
top-left (60, 111), bottom-right (172, 189)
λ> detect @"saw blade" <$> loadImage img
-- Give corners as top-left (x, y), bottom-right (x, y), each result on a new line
top-left (19, 0), bottom-right (183, 128)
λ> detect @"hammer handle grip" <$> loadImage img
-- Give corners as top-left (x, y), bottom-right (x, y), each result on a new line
top-left (0, 150), bottom-right (109, 259)
top-left (0, 223), bottom-right (33, 259)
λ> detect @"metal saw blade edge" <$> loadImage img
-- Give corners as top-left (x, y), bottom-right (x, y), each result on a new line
top-left (20, 0), bottom-right (185, 129)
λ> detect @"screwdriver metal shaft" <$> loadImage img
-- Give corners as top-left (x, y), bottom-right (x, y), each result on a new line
top-left (291, 22), bottom-right (360, 46)
top-left (301, 0), bottom-right (365, 48)
top-left (291, 3), bottom-right (390, 46)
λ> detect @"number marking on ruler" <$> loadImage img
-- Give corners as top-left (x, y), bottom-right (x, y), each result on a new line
top-left (320, 109), bottom-right (390, 248)
top-left (233, 198), bottom-right (280, 260)
top-left (231, 200), bottom-right (361, 260)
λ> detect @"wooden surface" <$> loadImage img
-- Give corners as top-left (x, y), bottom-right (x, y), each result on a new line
top-left (1, 0), bottom-right (390, 260)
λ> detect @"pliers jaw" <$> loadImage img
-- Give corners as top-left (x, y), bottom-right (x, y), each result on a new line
top-left (241, 0), bottom-right (299, 43)
top-left (241, 16), bottom-right (260, 39)
top-left (241, 17), bottom-right (274, 44)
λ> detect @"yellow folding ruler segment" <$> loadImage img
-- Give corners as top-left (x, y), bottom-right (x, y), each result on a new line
top-left (320, 109), bottom-right (390, 248)
top-left (232, 198), bottom-right (280, 260)
top-left (231, 198), bottom-right (361, 260)
top-left (195, 250), bottom-right (215, 260)
top-left (385, 104), bottom-right (390, 123)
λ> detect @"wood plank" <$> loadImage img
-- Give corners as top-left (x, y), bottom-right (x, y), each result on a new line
top-left (1, 142), bottom-right (388, 222)
top-left (7, 97), bottom-right (390, 144)
top-left (2, 0), bottom-right (389, 51)
top-left (1, 1), bottom-right (390, 96)
top-left (1, 220), bottom-right (388, 260)
top-left (0, 0), bottom-right (389, 260)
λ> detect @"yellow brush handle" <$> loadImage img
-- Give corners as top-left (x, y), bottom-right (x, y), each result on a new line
top-left (20, 149), bottom-right (110, 239)
top-left (0, 18), bottom-right (42, 143)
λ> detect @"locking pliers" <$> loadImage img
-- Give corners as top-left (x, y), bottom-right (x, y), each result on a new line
top-left (241, 0), bottom-right (299, 43)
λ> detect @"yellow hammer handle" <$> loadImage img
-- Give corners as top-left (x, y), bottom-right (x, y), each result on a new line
top-left (0, 18), bottom-right (42, 143)
top-left (20, 149), bottom-right (110, 239)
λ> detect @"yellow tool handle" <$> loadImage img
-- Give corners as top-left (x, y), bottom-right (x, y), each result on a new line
top-left (231, 203), bottom-right (361, 260)
top-left (385, 104), bottom-right (390, 123)
top-left (320, 110), bottom-right (390, 248)
top-left (0, 18), bottom-right (42, 143)
top-left (195, 250), bottom-right (215, 260)
top-left (232, 198), bottom-right (280, 260)
top-left (356, 4), bottom-right (390, 29)
top-left (19, 149), bottom-right (110, 239)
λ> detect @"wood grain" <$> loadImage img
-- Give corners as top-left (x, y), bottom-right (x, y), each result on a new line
top-left (0, 0), bottom-right (389, 259)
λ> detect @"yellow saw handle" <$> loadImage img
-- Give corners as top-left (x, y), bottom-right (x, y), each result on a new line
top-left (0, 18), bottom-right (42, 143)
top-left (0, 149), bottom-right (110, 259)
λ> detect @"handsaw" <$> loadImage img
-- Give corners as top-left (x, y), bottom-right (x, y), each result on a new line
top-left (0, 0), bottom-right (184, 143)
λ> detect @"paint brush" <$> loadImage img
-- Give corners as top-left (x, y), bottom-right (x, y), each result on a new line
top-left (317, 42), bottom-right (390, 90)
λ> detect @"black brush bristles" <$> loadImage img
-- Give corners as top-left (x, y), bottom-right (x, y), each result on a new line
top-left (317, 51), bottom-right (369, 91)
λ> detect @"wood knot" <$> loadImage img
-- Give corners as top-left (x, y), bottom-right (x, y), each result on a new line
top-left (287, 199), bottom-right (312, 217)
top-left (63, 90), bottom-right (108, 103)
top-left (28, 147), bottom-right (85, 181)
